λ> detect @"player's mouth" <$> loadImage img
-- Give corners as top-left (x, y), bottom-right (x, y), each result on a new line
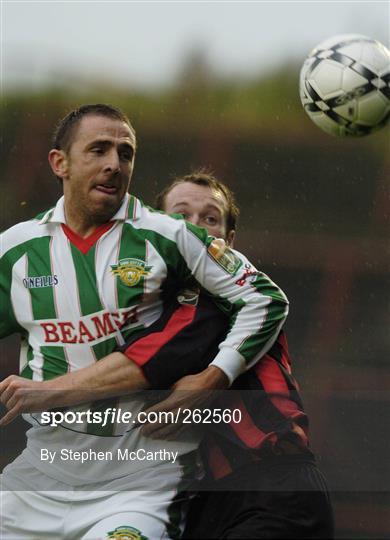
top-left (94, 184), bottom-right (119, 195)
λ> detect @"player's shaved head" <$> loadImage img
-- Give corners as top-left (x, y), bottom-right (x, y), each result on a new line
top-left (52, 104), bottom-right (136, 154)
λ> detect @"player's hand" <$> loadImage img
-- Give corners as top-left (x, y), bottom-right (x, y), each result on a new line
top-left (0, 376), bottom-right (53, 426)
top-left (140, 365), bottom-right (229, 440)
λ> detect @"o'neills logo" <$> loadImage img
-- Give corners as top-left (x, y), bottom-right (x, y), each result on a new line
top-left (23, 275), bottom-right (58, 289)
top-left (39, 308), bottom-right (138, 344)
top-left (111, 258), bottom-right (152, 287)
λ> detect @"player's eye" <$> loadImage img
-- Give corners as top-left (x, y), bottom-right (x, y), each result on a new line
top-left (119, 148), bottom-right (134, 162)
top-left (173, 208), bottom-right (188, 219)
top-left (91, 147), bottom-right (104, 155)
top-left (204, 216), bottom-right (218, 225)
top-left (120, 153), bottom-right (131, 161)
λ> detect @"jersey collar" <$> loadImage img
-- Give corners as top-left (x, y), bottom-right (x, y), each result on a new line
top-left (38, 193), bottom-right (141, 225)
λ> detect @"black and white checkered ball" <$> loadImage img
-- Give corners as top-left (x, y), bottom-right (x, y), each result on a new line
top-left (299, 34), bottom-right (390, 137)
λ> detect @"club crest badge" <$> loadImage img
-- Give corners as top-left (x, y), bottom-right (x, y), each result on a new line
top-left (106, 525), bottom-right (148, 539)
top-left (111, 258), bottom-right (152, 287)
top-left (207, 238), bottom-right (242, 275)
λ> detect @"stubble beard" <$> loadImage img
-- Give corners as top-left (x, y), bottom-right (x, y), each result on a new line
top-left (66, 189), bottom-right (123, 231)
top-left (85, 196), bottom-right (122, 226)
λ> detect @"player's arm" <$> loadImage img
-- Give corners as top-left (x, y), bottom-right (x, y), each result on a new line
top-left (119, 295), bottom-right (229, 387)
top-left (0, 352), bottom-right (149, 426)
top-left (119, 295), bottom-right (231, 437)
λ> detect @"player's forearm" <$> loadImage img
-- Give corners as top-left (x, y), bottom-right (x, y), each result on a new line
top-left (41, 352), bottom-right (150, 408)
top-left (0, 353), bottom-right (149, 425)
top-left (193, 365), bottom-right (229, 390)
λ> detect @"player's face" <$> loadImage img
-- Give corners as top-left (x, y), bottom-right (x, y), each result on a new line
top-left (54, 114), bottom-right (135, 225)
top-left (164, 182), bottom-right (235, 245)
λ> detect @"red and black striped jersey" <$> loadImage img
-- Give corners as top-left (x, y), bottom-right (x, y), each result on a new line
top-left (200, 331), bottom-right (311, 480)
top-left (120, 294), bottom-right (311, 480)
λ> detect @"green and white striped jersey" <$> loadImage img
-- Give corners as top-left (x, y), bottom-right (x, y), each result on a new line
top-left (0, 193), bottom-right (288, 484)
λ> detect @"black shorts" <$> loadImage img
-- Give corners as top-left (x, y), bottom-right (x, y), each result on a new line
top-left (183, 456), bottom-right (334, 539)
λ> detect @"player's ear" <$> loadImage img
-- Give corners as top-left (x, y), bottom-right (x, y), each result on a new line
top-left (226, 230), bottom-right (235, 248)
top-left (48, 149), bottom-right (69, 180)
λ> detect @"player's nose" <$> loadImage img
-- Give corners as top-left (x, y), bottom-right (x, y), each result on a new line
top-left (103, 148), bottom-right (120, 173)
top-left (187, 214), bottom-right (201, 226)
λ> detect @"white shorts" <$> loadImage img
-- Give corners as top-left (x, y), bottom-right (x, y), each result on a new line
top-left (1, 454), bottom-right (194, 540)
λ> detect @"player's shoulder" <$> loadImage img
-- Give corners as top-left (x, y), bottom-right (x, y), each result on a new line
top-left (131, 196), bottom-right (183, 223)
top-left (0, 209), bottom-right (53, 257)
top-left (128, 196), bottom-right (187, 234)
top-left (133, 197), bottom-right (209, 241)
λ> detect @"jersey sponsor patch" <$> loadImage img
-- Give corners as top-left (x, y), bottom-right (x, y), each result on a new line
top-left (207, 238), bottom-right (242, 275)
top-left (111, 258), bottom-right (152, 287)
top-left (39, 307), bottom-right (138, 344)
top-left (106, 525), bottom-right (148, 539)
top-left (235, 263), bottom-right (261, 286)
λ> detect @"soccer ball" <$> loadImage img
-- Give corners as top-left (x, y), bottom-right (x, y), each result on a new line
top-left (299, 34), bottom-right (390, 136)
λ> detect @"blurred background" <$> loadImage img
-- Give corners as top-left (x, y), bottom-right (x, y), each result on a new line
top-left (1, 1), bottom-right (389, 538)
